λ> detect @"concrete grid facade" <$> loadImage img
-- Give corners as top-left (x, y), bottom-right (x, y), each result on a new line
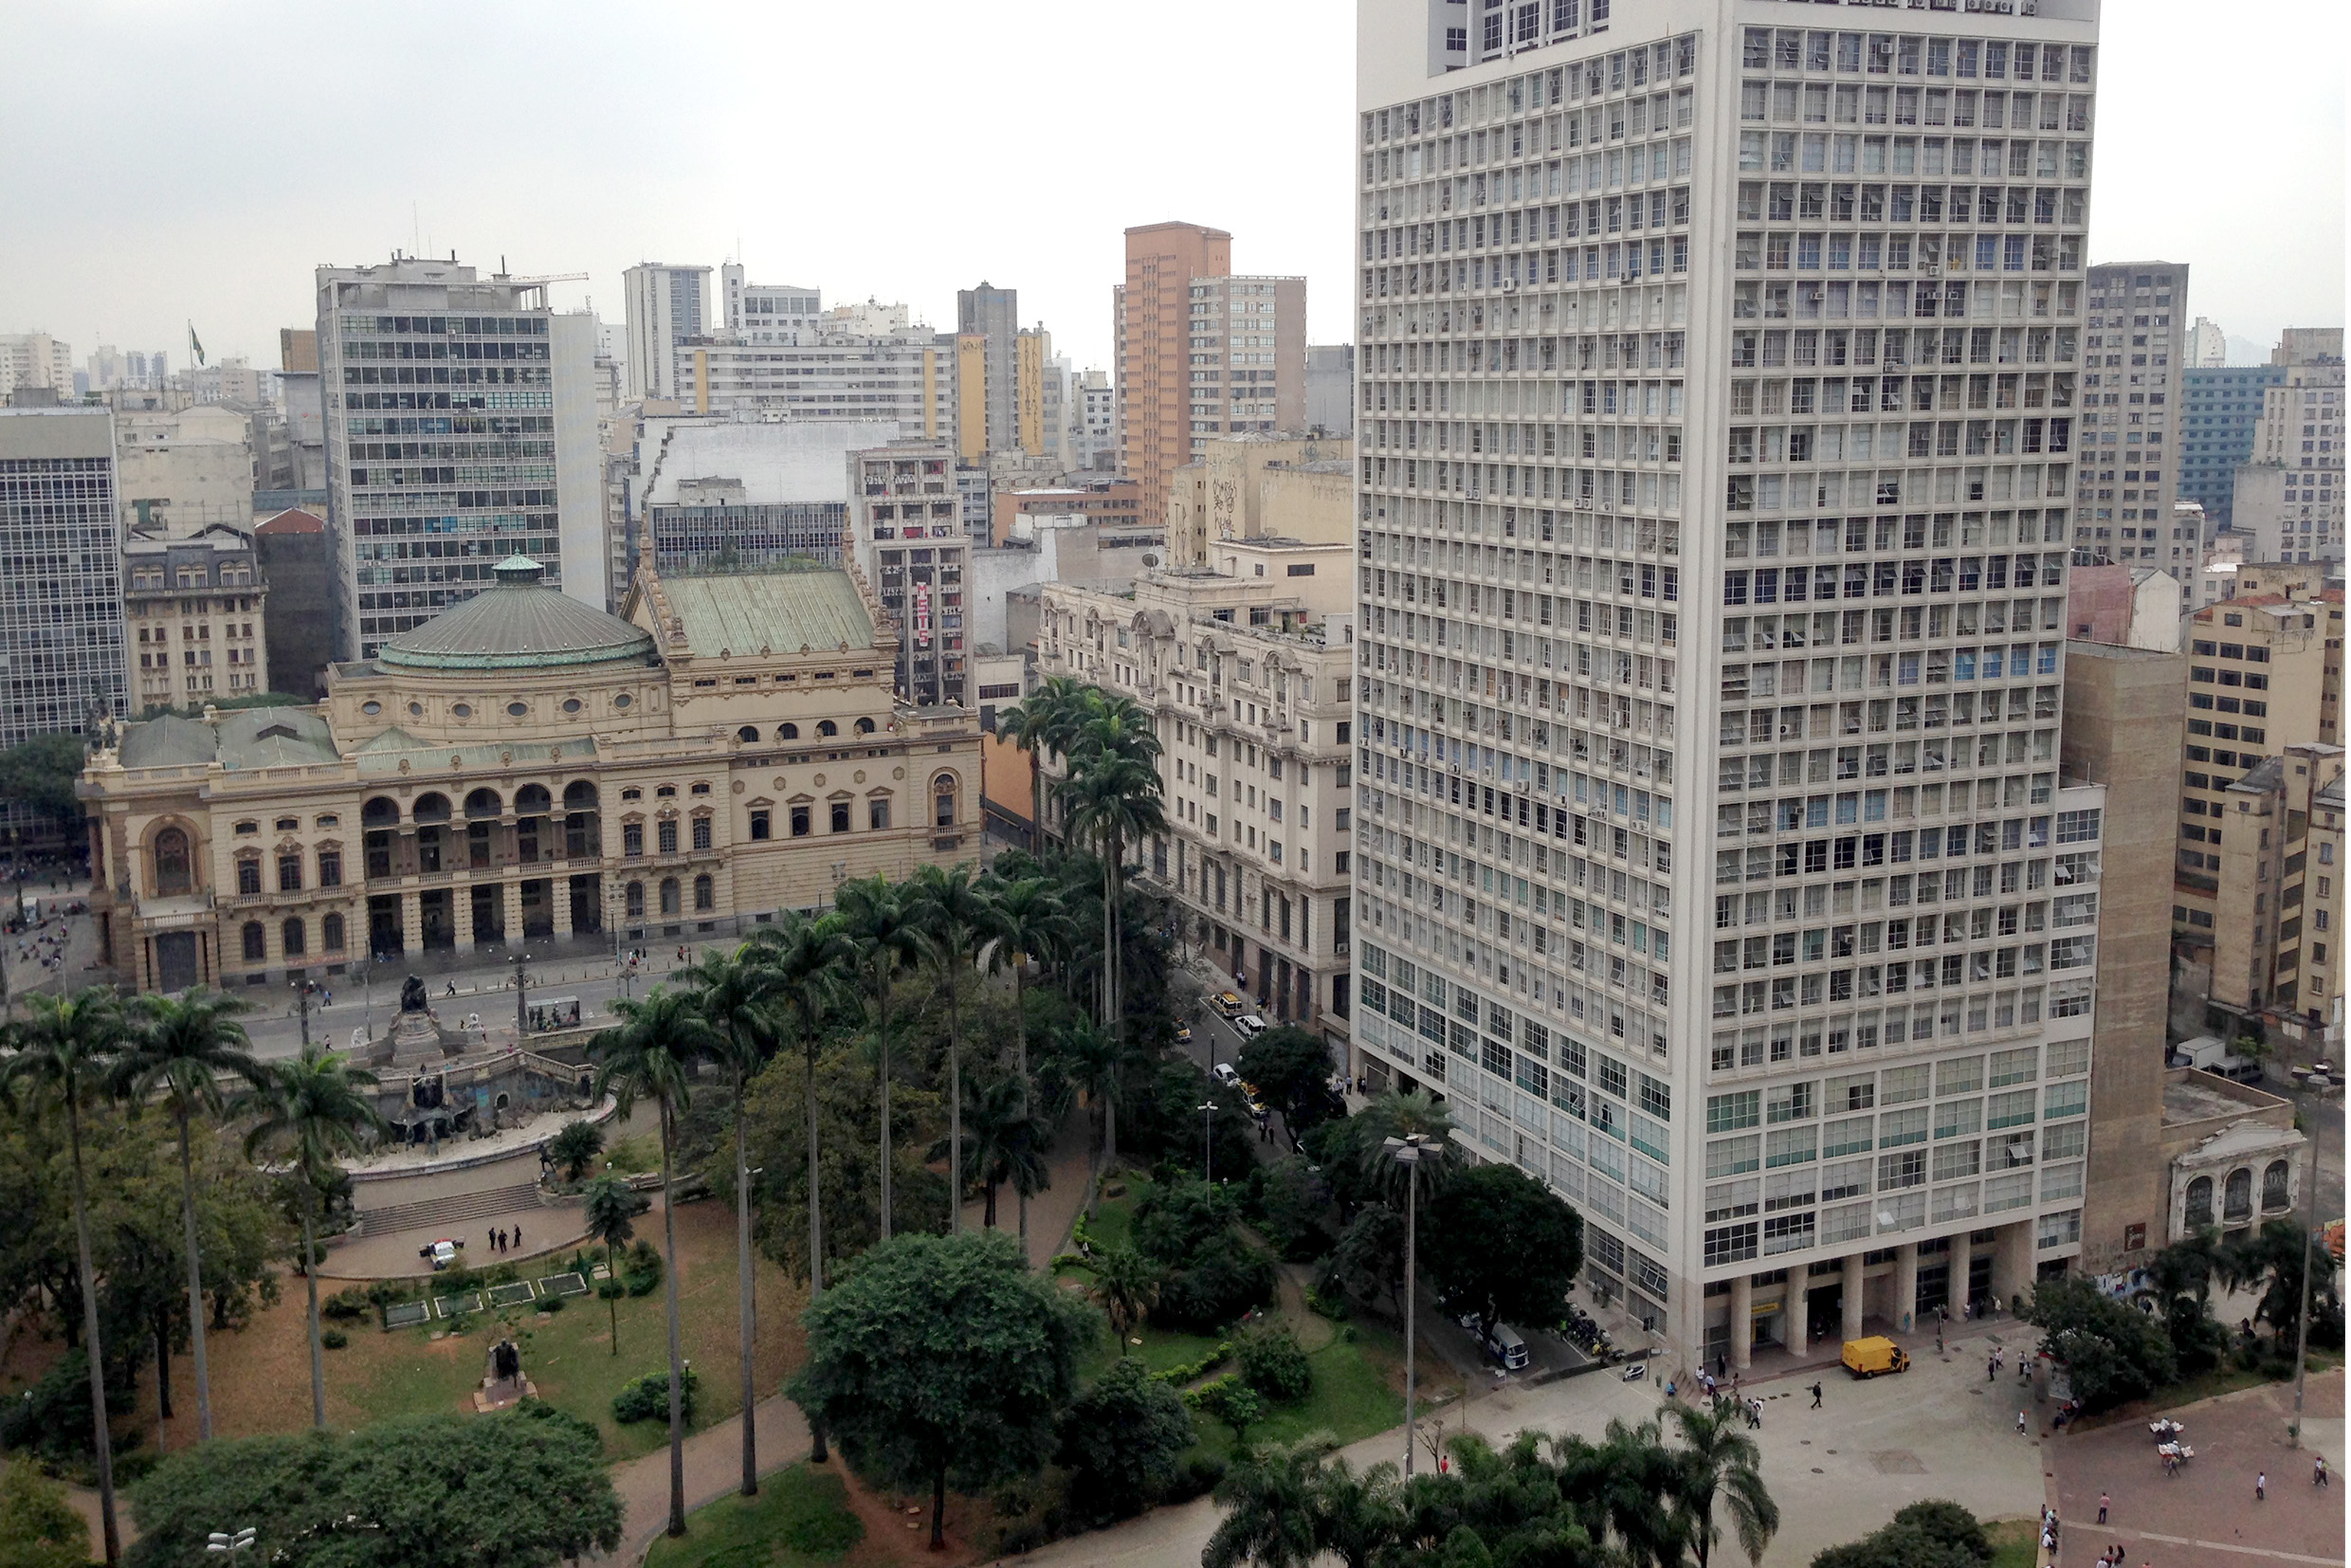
top-left (2178, 364), bottom-right (2285, 534)
top-left (0, 408), bottom-right (129, 759)
top-left (1353, 0), bottom-right (2105, 1363)
top-left (2073, 262), bottom-right (2188, 576)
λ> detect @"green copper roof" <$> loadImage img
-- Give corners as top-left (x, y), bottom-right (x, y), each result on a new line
top-left (378, 558), bottom-right (656, 672)
top-left (661, 571), bottom-right (876, 657)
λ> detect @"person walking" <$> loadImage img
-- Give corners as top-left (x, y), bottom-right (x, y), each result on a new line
top-left (1988, 1355), bottom-right (1998, 1382)
top-left (1810, 1381), bottom-right (1823, 1409)
top-left (2096, 1492), bottom-right (2109, 1524)
top-left (2017, 1410), bottom-right (2029, 1436)
top-left (2315, 1455), bottom-right (2329, 1487)
top-left (2255, 1470), bottom-right (2266, 1502)
top-left (511, 1223), bottom-right (521, 1251)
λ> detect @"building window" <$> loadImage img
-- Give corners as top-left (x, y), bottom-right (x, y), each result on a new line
top-left (660, 878), bottom-right (681, 916)
top-left (241, 921), bottom-right (265, 962)
top-left (934, 773), bottom-right (959, 829)
top-left (321, 913), bottom-right (345, 951)
top-left (691, 816), bottom-right (713, 850)
top-left (238, 858), bottom-right (262, 896)
top-left (749, 810), bottom-right (772, 842)
top-left (817, 720), bottom-right (838, 738)
top-left (624, 822), bottom-right (644, 856)
top-left (278, 855), bottom-right (302, 893)
top-left (778, 723), bottom-right (798, 740)
top-left (626, 881), bottom-right (646, 919)
top-left (791, 805), bottom-right (811, 837)
top-left (830, 801), bottom-right (850, 833)
top-left (2262, 1159), bottom-right (2290, 1212)
top-left (282, 918), bottom-right (305, 957)
top-left (693, 874), bottom-right (715, 912)
top-left (2224, 1167), bottom-right (2253, 1222)
top-left (869, 799), bottom-right (891, 831)
top-left (658, 819), bottom-right (679, 854)
top-left (2184, 1176), bottom-right (2214, 1229)
top-left (155, 828), bottom-right (193, 897)
top-left (318, 849), bottom-right (341, 887)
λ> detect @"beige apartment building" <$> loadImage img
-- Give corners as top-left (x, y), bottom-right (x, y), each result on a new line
top-left (123, 523), bottom-right (270, 712)
top-left (1032, 563), bottom-right (1356, 1054)
top-left (2202, 744), bottom-right (2344, 1050)
top-left (81, 556), bottom-right (980, 994)
top-left (1164, 434), bottom-right (1356, 568)
top-left (846, 443), bottom-right (970, 708)
top-left (2059, 640), bottom-right (2184, 1270)
top-left (1119, 223), bottom-right (1230, 535)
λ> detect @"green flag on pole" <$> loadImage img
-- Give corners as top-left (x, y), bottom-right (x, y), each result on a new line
top-left (188, 323), bottom-right (206, 367)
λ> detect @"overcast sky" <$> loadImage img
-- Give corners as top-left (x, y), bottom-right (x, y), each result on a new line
top-left (2, 0), bottom-right (2341, 374)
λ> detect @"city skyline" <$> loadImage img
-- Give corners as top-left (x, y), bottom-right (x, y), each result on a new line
top-left (2, 0), bottom-right (2342, 374)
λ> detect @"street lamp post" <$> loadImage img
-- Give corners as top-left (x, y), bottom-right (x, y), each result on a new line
top-left (1199, 1100), bottom-right (1217, 1185)
top-left (511, 950), bottom-right (533, 1038)
top-left (291, 979), bottom-right (315, 1049)
top-left (1385, 1132), bottom-right (1431, 1476)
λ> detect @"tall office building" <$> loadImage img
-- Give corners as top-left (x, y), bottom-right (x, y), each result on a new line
top-left (719, 265), bottom-right (822, 339)
top-left (2185, 318), bottom-right (2227, 370)
top-left (1353, 3), bottom-right (2105, 1360)
top-left (0, 408), bottom-right (128, 760)
top-left (622, 263), bottom-right (713, 402)
top-left (2075, 264), bottom-right (2189, 578)
top-left (0, 334), bottom-right (75, 403)
top-left (2232, 329), bottom-right (2344, 566)
top-left (1117, 222), bottom-right (1230, 531)
top-left (2178, 363), bottom-right (2285, 533)
top-left (957, 283), bottom-right (1020, 458)
top-left (316, 256), bottom-right (603, 658)
top-left (672, 313), bottom-right (957, 436)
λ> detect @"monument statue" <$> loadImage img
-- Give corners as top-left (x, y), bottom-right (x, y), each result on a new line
top-left (400, 973), bottom-right (428, 1013)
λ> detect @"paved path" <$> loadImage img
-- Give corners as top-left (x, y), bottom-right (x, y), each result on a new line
top-left (607, 1391), bottom-right (814, 1564)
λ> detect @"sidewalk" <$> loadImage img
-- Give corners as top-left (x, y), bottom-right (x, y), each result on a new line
top-left (608, 1391), bottom-right (813, 1564)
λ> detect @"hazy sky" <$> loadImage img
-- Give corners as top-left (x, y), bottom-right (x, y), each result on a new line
top-left (2, 1), bottom-right (2341, 374)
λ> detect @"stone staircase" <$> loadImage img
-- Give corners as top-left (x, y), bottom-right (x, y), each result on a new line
top-left (356, 1181), bottom-right (544, 1238)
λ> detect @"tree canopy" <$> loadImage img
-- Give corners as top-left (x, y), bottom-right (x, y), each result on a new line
top-left (788, 1229), bottom-right (1096, 1548)
top-left (1419, 1162), bottom-right (1584, 1342)
top-left (125, 1412), bottom-right (622, 1568)
top-left (2018, 1275), bottom-right (2177, 1412)
top-left (1233, 1026), bottom-right (1339, 1144)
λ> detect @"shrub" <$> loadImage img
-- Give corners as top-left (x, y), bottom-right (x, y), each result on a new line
top-left (321, 1287), bottom-right (371, 1322)
top-left (517, 1396), bottom-right (602, 1453)
top-left (1057, 1358), bottom-right (1195, 1522)
top-left (363, 1280), bottom-right (403, 1311)
top-left (622, 1238), bottom-right (664, 1297)
top-left (320, 1328), bottom-right (349, 1350)
top-left (1156, 1249), bottom-right (1277, 1333)
top-left (0, 1349), bottom-right (131, 1461)
top-left (1190, 1375), bottom-right (1264, 1445)
top-left (538, 1295), bottom-right (566, 1314)
top-left (611, 1364), bottom-right (699, 1425)
top-left (597, 1281), bottom-right (626, 1302)
top-left (1236, 1323), bottom-right (1313, 1403)
top-left (1167, 1450), bottom-right (1229, 1503)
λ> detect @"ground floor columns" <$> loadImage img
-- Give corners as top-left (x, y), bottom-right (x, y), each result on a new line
top-left (1843, 1252), bottom-right (1868, 1341)
top-left (1786, 1269), bottom-right (1810, 1354)
top-left (452, 879), bottom-right (476, 948)
top-left (503, 878), bottom-right (524, 950)
top-left (1892, 1243), bottom-right (1920, 1336)
top-left (1990, 1220), bottom-right (2033, 1312)
top-left (400, 889), bottom-right (422, 952)
top-left (1731, 1274), bottom-right (1753, 1371)
top-left (1949, 1231), bottom-right (1974, 1316)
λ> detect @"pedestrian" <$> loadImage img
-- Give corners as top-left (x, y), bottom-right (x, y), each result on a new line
top-left (2017, 1410), bottom-right (2029, 1435)
top-left (2097, 1493), bottom-right (2108, 1524)
top-left (512, 1223), bottom-right (521, 1250)
top-left (447, 980), bottom-right (458, 997)
top-left (1988, 1356), bottom-right (1997, 1382)
top-left (1810, 1381), bottom-right (1823, 1409)
top-left (2255, 1470), bottom-right (2266, 1502)
top-left (1716, 1352), bottom-right (1727, 1378)
top-left (2316, 1455), bottom-right (2329, 1486)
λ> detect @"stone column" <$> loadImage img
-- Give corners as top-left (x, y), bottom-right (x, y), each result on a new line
top-left (1730, 1273), bottom-right (1753, 1371)
top-left (503, 876), bottom-right (524, 947)
top-left (1990, 1220), bottom-right (2033, 1313)
top-left (1950, 1231), bottom-right (1974, 1318)
top-left (1785, 1270), bottom-right (1810, 1355)
top-left (552, 877), bottom-right (574, 939)
top-left (400, 890), bottom-right (423, 953)
top-left (452, 880), bottom-right (475, 949)
top-left (1892, 1243), bottom-right (1919, 1336)
top-left (1844, 1252), bottom-right (1868, 1340)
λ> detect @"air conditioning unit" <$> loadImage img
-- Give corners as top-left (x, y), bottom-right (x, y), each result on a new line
top-left (1501, 278), bottom-right (1519, 292)
top-left (1575, 497), bottom-right (1594, 510)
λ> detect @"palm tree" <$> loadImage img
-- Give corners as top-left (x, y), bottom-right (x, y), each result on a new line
top-left (1203, 1436), bottom-right (1337, 1568)
top-left (1356, 1088), bottom-right (1458, 1208)
top-left (1310, 1455), bottom-right (1405, 1568)
top-left (1056, 1013), bottom-right (1129, 1208)
top-left (907, 862), bottom-right (994, 1235)
top-left (1663, 1401), bottom-right (1777, 1568)
top-left (589, 987), bottom-right (716, 1538)
top-left (677, 942), bottom-right (783, 1498)
top-left (993, 674), bottom-right (1092, 847)
top-left (581, 1173), bottom-right (637, 1358)
top-left (114, 988), bottom-right (263, 1445)
top-left (978, 873), bottom-right (1071, 1245)
top-left (2, 988), bottom-right (128, 1566)
top-left (1060, 745), bottom-right (1165, 1046)
top-left (751, 909), bottom-right (851, 1464)
top-left (1084, 1243), bottom-right (1160, 1340)
top-left (950, 1071), bottom-right (1052, 1231)
top-left (834, 875), bottom-right (929, 1241)
top-left (239, 1039), bottom-right (384, 1433)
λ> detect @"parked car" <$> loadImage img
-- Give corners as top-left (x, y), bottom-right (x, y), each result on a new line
top-left (1210, 991), bottom-right (1246, 1019)
top-left (1841, 1336), bottom-right (1911, 1377)
top-left (420, 1238), bottom-right (465, 1270)
top-left (1233, 1014), bottom-right (1267, 1039)
top-left (1211, 1061), bottom-right (1243, 1088)
top-left (2168, 1035), bottom-right (2265, 1083)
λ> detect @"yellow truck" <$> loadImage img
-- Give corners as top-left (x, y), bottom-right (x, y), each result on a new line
top-left (1841, 1336), bottom-right (1911, 1377)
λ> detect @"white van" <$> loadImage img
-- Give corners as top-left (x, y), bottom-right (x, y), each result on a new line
top-left (1485, 1322), bottom-right (1531, 1371)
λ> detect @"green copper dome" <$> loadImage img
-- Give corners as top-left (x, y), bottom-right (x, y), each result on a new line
top-left (376, 557), bottom-right (657, 672)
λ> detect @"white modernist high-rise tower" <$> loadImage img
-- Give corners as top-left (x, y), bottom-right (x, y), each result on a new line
top-left (1351, 0), bottom-right (2108, 1363)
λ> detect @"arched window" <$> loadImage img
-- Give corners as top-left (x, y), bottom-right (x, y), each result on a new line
top-left (778, 723), bottom-right (799, 740)
top-left (738, 725), bottom-right (760, 743)
top-left (626, 881), bottom-right (646, 919)
top-left (2185, 1176), bottom-right (2214, 1230)
top-left (464, 788), bottom-right (503, 819)
top-left (933, 772), bottom-right (959, 829)
top-left (2262, 1159), bottom-right (2290, 1212)
top-left (693, 874), bottom-right (714, 911)
top-left (2223, 1167), bottom-right (2253, 1222)
top-left (321, 913), bottom-right (346, 952)
top-left (659, 878), bottom-right (681, 915)
top-left (155, 827), bottom-right (193, 897)
top-left (237, 857), bottom-right (262, 895)
top-left (817, 720), bottom-right (838, 738)
top-left (241, 921), bottom-right (266, 961)
top-left (282, 918), bottom-right (306, 957)
top-left (854, 717), bottom-right (876, 735)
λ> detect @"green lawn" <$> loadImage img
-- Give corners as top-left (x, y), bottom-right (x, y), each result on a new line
top-left (644, 1466), bottom-right (865, 1568)
top-left (1081, 1173), bottom-right (1153, 1251)
top-left (1193, 1321), bottom-right (1408, 1459)
top-left (1082, 1321), bottom-right (1227, 1384)
top-left (1986, 1519), bottom-right (2038, 1568)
